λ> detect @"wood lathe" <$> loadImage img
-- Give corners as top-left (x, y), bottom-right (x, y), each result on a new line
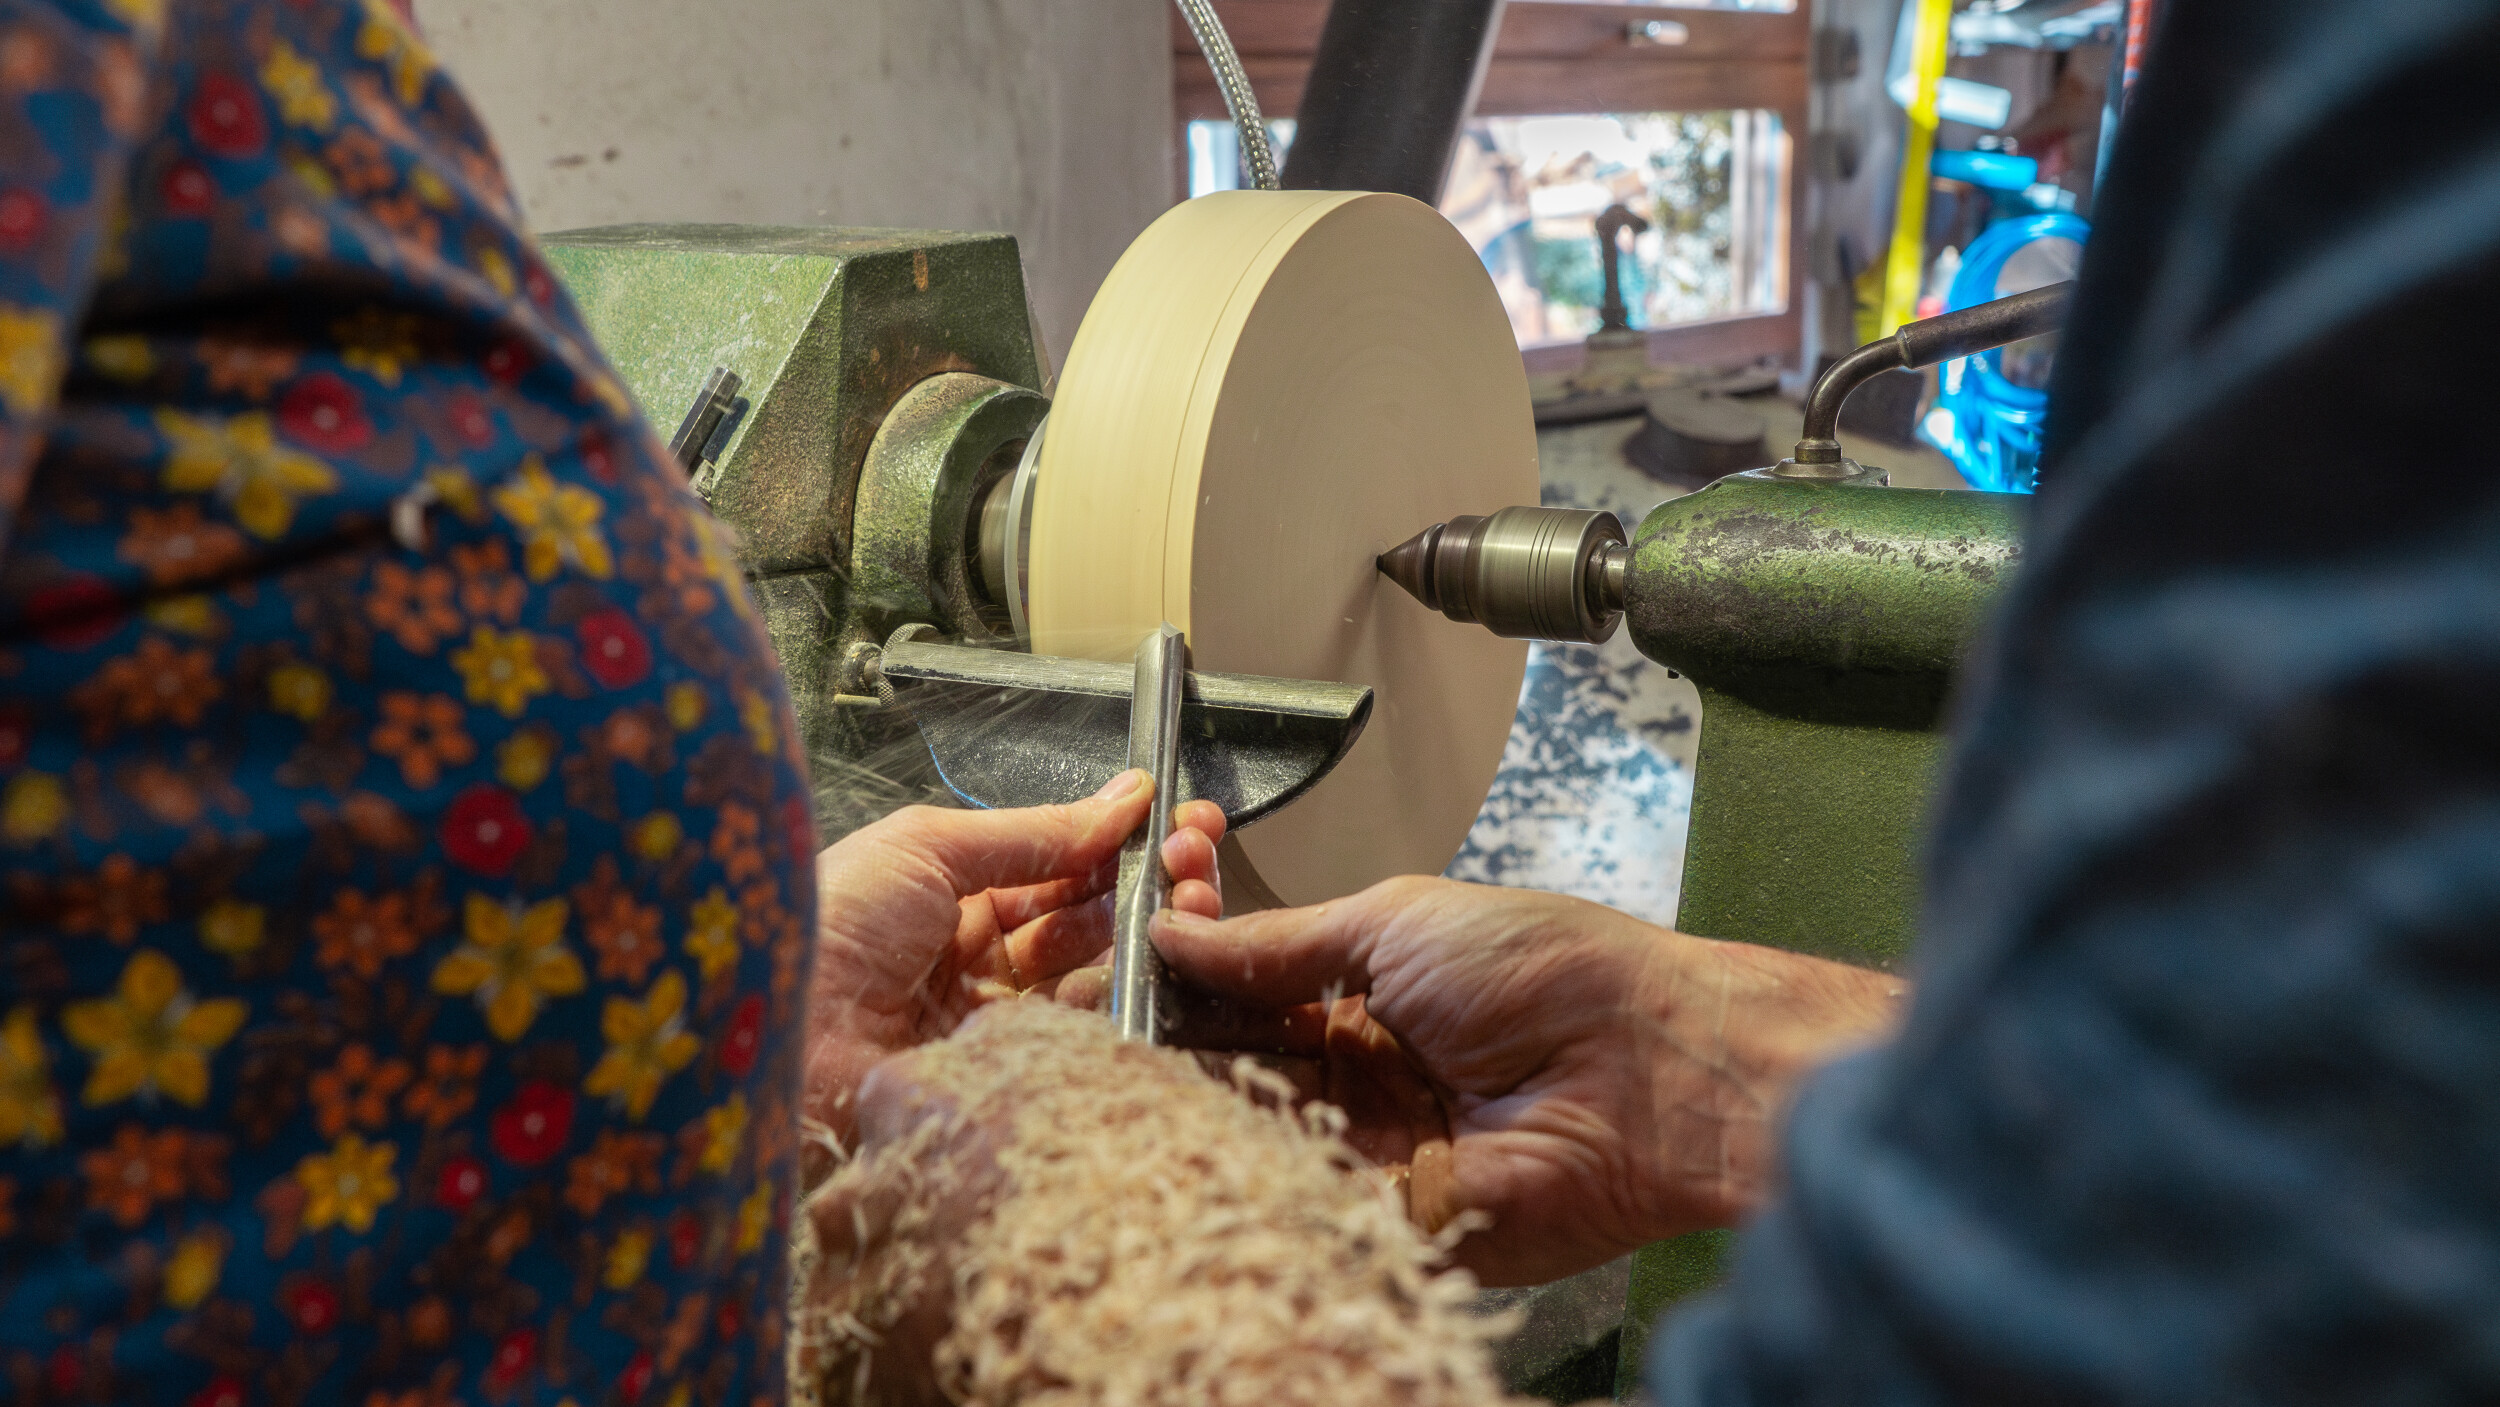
top-left (545, 190), bottom-right (2067, 1384)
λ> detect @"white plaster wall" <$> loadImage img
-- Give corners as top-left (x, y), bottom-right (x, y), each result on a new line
top-left (418, 0), bottom-right (1175, 370)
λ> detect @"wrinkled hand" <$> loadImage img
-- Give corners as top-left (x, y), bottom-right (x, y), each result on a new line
top-left (1151, 876), bottom-right (1906, 1286)
top-left (804, 771), bottom-right (1228, 1145)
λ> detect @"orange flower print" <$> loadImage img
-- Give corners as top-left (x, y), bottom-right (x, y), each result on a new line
top-left (198, 335), bottom-right (299, 399)
top-left (563, 1128), bottom-right (662, 1216)
top-left (742, 878), bottom-right (797, 954)
top-left (366, 560), bottom-right (461, 654)
top-left (80, 1123), bottom-right (185, 1227)
top-left (590, 705), bottom-right (670, 772)
top-left (369, 691), bottom-right (474, 788)
top-left (308, 1044), bottom-right (412, 1138)
top-left (311, 887), bottom-right (420, 979)
top-left (322, 127), bottom-right (393, 198)
top-left (59, 854), bottom-right (169, 944)
top-left (709, 802), bottom-right (763, 886)
top-left (120, 761), bottom-right (205, 827)
top-left (117, 503), bottom-right (248, 587)
top-left (450, 538), bottom-right (525, 624)
top-left (575, 858), bottom-right (664, 984)
top-left (400, 1042), bottom-right (487, 1129)
top-left (71, 635), bottom-right (221, 734)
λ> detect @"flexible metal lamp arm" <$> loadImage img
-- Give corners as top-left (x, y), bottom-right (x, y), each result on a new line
top-left (1792, 281), bottom-right (2077, 466)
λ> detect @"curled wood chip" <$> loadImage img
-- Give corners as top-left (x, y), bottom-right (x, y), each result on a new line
top-left (792, 1000), bottom-right (1528, 1407)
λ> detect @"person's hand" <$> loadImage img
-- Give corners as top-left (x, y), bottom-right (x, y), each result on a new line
top-left (1150, 877), bottom-right (1906, 1286)
top-left (804, 771), bottom-right (1227, 1146)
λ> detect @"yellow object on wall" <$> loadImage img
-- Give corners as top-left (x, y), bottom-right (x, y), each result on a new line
top-left (1881, 0), bottom-right (1954, 337)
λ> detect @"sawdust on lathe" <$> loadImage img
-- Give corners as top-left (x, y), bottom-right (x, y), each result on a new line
top-left (791, 999), bottom-right (1531, 1407)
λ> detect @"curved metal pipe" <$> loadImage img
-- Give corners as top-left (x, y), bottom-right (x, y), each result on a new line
top-left (1174, 0), bottom-right (1279, 191)
top-left (1793, 281), bottom-right (2077, 466)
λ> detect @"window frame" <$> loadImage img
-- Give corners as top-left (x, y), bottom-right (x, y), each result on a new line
top-left (1172, 0), bottom-right (1810, 368)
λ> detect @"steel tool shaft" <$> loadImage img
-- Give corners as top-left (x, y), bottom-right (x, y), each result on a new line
top-left (1109, 624), bottom-right (1188, 1043)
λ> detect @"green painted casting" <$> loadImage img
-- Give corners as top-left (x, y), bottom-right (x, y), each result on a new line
top-left (853, 372), bottom-right (1047, 643)
top-left (545, 225), bottom-right (1045, 793)
top-left (1615, 468), bottom-right (2022, 1394)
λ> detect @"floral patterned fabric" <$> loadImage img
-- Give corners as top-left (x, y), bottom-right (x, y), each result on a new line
top-left (0, 3), bottom-right (816, 1405)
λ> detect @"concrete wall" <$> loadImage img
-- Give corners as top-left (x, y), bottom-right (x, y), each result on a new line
top-left (419, 0), bottom-right (1176, 371)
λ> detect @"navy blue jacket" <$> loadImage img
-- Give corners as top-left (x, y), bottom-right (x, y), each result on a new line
top-left (1654, 2), bottom-right (2500, 1401)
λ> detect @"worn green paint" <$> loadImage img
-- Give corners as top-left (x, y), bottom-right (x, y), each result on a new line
top-left (544, 225), bottom-right (1044, 786)
top-left (852, 372), bottom-right (1047, 644)
top-left (1614, 1230), bottom-right (1734, 1399)
top-left (1614, 467), bottom-right (2023, 1394)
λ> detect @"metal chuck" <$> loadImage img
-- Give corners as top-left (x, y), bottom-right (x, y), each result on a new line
top-left (1376, 506), bottom-right (1628, 645)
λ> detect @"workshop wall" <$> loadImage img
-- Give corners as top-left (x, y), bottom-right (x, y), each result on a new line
top-left (419, 0), bottom-right (1175, 371)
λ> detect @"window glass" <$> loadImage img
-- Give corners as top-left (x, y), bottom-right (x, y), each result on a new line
top-left (1185, 111), bottom-right (1790, 349)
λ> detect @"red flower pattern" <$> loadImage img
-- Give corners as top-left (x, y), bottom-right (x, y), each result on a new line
top-left (162, 161), bottom-right (215, 217)
top-left (185, 73), bottom-right (267, 158)
top-left (576, 608), bottom-right (651, 689)
top-left (437, 1153), bottom-right (489, 1211)
top-left (0, 189), bottom-right (46, 250)
top-left (277, 372), bottom-right (374, 452)
top-left (25, 575), bottom-right (127, 650)
top-left (440, 783), bottom-right (532, 875)
top-left (3, 7), bottom-right (810, 1401)
top-left (490, 1081), bottom-right (576, 1166)
top-left (717, 994), bottom-right (764, 1078)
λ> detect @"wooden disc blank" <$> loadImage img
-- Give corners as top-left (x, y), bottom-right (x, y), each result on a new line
top-left (1031, 191), bottom-right (1536, 906)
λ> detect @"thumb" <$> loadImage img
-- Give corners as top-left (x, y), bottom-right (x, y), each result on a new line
top-left (866, 769), bottom-right (1151, 899)
top-left (1149, 893), bottom-right (1387, 1008)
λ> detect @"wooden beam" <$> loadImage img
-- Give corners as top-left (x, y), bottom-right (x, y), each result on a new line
top-left (1520, 309), bottom-right (1801, 373)
top-left (1178, 56), bottom-right (1804, 122)
top-left (1174, 2), bottom-right (1805, 60)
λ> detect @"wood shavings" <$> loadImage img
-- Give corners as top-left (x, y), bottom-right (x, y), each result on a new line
top-left (791, 1000), bottom-right (1532, 1407)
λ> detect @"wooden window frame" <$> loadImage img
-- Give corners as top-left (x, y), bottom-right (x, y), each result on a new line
top-left (1174, 1), bottom-right (1809, 369)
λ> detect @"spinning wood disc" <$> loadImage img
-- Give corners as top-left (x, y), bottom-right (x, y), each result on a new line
top-left (1030, 191), bottom-right (1536, 907)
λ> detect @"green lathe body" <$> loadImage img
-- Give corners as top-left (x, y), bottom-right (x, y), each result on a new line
top-left (544, 224), bottom-right (1047, 813)
top-left (1615, 466), bottom-right (2023, 1393)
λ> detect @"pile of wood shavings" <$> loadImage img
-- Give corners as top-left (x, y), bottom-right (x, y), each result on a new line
top-left (791, 999), bottom-right (1530, 1407)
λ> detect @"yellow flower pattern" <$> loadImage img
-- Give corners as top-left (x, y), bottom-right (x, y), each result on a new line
top-left (1, 2), bottom-right (813, 1388)
top-left (451, 625), bottom-right (549, 717)
top-left (0, 1006), bottom-right (64, 1148)
top-left (0, 304), bottom-right (64, 417)
top-left (335, 307), bottom-right (420, 386)
top-left (156, 408), bottom-right (340, 540)
top-left (697, 1093), bottom-right (746, 1175)
top-left (60, 950), bottom-right (248, 1107)
top-left (493, 454), bottom-right (614, 581)
top-left (266, 661), bottom-right (333, 721)
top-left (198, 900), bottom-right (267, 963)
top-left (583, 970), bottom-right (700, 1120)
top-left (260, 39), bottom-right (336, 131)
top-left (354, 2), bottom-right (438, 106)
top-left (3, 772), bottom-right (67, 844)
top-left (295, 1133), bottom-right (399, 1233)
top-left (603, 1226), bottom-right (652, 1290)
top-left (684, 888), bottom-right (740, 980)
top-left (430, 895), bottom-right (586, 1041)
top-left (163, 1229), bottom-right (228, 1309)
